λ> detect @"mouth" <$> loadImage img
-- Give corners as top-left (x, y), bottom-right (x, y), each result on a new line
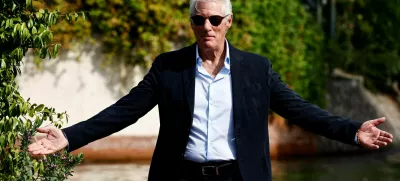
top-left (204, 36), bottom-right (215, 40)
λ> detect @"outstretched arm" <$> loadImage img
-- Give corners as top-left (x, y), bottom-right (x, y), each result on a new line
top-left (29, 56), bottom-right (163, 154)
top-left (266, 60), bottom-right (393, 147)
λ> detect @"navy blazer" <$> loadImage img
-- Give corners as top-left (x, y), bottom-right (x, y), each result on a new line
top-left (63, 42), bottom-right (362, 181)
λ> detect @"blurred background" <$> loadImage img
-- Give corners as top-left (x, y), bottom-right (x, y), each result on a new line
top-left (18, 0), bottom-right (400, 180)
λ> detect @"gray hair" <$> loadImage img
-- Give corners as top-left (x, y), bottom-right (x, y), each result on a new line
top-left (189, 0), bottom-right (232, 16)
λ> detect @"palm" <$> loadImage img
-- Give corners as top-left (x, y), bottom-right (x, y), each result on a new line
top-left (358, 117), bottom-right (393, 149)
top-left (28, 126), bottom-right (68, 156)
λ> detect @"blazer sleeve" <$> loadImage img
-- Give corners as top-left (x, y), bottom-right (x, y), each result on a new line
top-left (266, 59), bottom-right (362, 146)
top-left (62, 56), bottom-right (163, 152)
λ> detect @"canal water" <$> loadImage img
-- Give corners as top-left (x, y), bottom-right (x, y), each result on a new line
top-left (68, 150), bottom-right (400, 181)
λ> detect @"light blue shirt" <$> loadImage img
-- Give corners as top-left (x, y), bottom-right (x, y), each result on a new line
top-left (184, 40), bottom-right (236, 162)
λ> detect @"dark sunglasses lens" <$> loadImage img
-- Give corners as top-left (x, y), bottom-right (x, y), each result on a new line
top-left (209, 16), bottom-right (223, 26)
top-left (191, 16), bottom-right (205, 26)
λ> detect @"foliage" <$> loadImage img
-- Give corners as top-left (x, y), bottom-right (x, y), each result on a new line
top-left (228, 1), bottom-right (326, 106)
top-left (0, 0), bottom-right (83, 180)
top-left (43, 0), bottom-right (326, 106)
top-left (327, 0), bottom-right (400, 92)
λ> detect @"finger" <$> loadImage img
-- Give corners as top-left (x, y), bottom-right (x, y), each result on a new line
top-left (41, 140), bottom-right (57, 151)
top-left (373, 140), bottom-right (388, 147)
top-left (28, 141), bottom-right (43, 151)
top-left (37, 127), bottom-right (51, 134)
top-left (371, 117), bottom-right (385, 126)
top-left (29, 145), bottom-right (45, 153)
top-left (378, 136), bottom-right (393, 143)
top-left (32, 148), bottom-right (48, 155)
top-left (33, 133), bottom-right (48, 141)
top-left (363, 142), bottom-right (379, 150)
top-left (380, 131), bottom-right (393, 139)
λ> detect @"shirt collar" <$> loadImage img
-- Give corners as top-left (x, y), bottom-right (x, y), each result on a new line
top-left (196, 39), bottom-right (230, 70)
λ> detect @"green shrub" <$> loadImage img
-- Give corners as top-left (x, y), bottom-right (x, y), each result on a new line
top-left (327, 0), bottom-right (400, 92)
top-left (0, 0), bottom-right (83, 180)
top-left (228, 1), bottom-right (326, 106)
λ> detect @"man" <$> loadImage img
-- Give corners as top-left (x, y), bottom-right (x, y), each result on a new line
top-left (28, 0), bottom-right (394, 181)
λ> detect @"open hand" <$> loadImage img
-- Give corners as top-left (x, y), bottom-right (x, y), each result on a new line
top-left (28, 126), bottom-right (68, 156)
top-left (358, 117), bottom-right (393, 149)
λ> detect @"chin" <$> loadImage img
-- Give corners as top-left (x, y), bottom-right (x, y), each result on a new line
top-left (202, 41), bottom-right (217, 49)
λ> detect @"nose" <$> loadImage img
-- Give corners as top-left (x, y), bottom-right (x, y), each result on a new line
top-left (203, 19), bottom-right (212, 31)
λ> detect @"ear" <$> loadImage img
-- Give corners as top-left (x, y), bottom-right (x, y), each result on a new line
top-left (226, 14), bottom-right (233, 28)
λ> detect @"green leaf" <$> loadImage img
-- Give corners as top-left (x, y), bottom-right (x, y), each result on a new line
top-left (39, 161), bottom-right (44, 172)
top-left (48, 48), bottom-right (54, 58)
top-left (43, 107), bottom-right (51, 113)
top-left (82, 12), bottom-right (86, 21)
top-left (48, 32), bottom-right (53, 42)
top-left (35, 12), bottom-right (43, 19)
top-left (12, 3), bottom-right (16, 12)
top-left (39, 47), bottom-right (47, 59)
top-left (12, 23), bottom-right (21, 38)
top-left (8, 132), bottom-right (13, 143)
top-left (32, 26), bottom-right (37, 34)
top-left (39, 36), bottom-right (44, 47)
top-left (0, 135), bottom-right (5, 146)
top-left (48, 13), bottom-right (53, 26)
top-left (20, 23), bottom-right (27, 35)
top-left (26, 120), bottom-right (32, 129)
top-left (38, 24), bottom-right (45, 34)
top-left (1, 59), bottom-right (5, 68)
top-left (54, 44), bottom-right (60, 56)
top-left (29, 110), bottom-right (34, 117)
top-left (74, 12), bottom-right (79, 21)
top-left (23, 28), bottom-right (30, 42)
top-left (33, 160), bottom-right (38, 173)
top-left (9, 102), bottom-right (16, 113)
top-left (35, 104), bottom-right (44, 112)
top-left (26, 0), bottom-right (32, 9)
top-left (28, 19), bottom-right (33, 29)
top-left (12, 117), bottom-right (18, 129)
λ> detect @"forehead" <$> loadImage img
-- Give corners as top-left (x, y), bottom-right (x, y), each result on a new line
top-left (195, 1), bottom-right (223, 16)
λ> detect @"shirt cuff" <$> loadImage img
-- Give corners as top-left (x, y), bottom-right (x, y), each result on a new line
top-left (354, 133), bottom-right (359, 144)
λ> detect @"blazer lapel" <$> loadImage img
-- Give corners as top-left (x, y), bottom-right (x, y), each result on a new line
top-left (182, 43), bottom-right (197, 122)
top-left (229, 43), bottom-right (245, 129)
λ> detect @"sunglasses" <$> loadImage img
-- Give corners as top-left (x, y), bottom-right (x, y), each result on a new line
top-left (190, 14), bottom-right (230, 26)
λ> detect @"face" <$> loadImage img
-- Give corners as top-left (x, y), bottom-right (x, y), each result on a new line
top-left (191, 1), bottom-right (232, 51)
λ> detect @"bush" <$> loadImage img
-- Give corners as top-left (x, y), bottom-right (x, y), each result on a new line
top-left (0, 0), bottom-right (83, 180)
top-left (327, 0), bottom-right (400, 92)
top-left (43, 0), bottom-right (326, 106)
top-left (228, 1), bottom-right (326, 106)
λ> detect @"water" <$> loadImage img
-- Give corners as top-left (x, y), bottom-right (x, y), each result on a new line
top-left (68, 151), bottom-right (400, 181)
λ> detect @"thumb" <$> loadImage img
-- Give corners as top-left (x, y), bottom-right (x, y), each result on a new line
top-left (371, 117), bottom-right (386, 126)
